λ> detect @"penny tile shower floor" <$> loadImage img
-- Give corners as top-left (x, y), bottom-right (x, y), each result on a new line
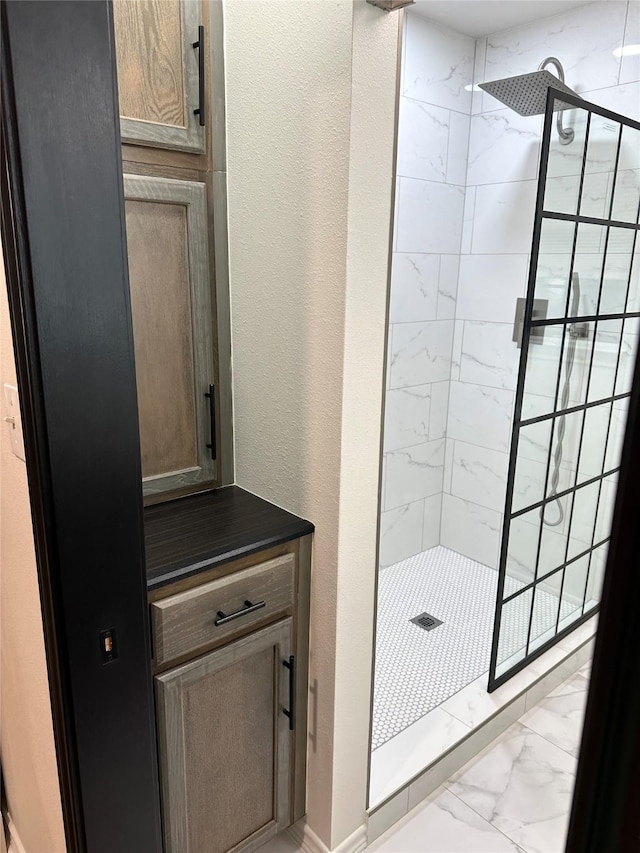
top-left (372, 546), bottom-right (577, 750)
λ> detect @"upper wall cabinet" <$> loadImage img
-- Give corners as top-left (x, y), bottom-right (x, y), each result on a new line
top-left (124, 174), bottom-right (217, 496)
top-left (113, 0), bottom-right (206, 153)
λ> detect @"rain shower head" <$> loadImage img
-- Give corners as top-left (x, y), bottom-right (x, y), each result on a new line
top-left (478, 68), bottom-right (577, 117)
top-left (479, 57), bottom-right (580, 145)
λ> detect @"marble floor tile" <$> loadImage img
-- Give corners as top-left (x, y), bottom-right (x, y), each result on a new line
top-left (446, 722), bottom-right (577, 853)
top-left (368, 786), bottom-right (522, 852)
top-left (577, 660), bottom-right (591, 679)
top-left (370, 707), bottom-right (471, 807)
top-left (521, 673), bottom-right (589, 758)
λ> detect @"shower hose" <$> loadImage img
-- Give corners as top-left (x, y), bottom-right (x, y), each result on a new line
top-left (541, 274), bottom-right (582, 528)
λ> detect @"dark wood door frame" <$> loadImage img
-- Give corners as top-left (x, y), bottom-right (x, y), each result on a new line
top-left (1, 2), bottom-right (162, 851)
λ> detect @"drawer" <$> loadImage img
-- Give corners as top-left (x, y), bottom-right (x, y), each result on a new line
top-left (151, 553), bottom-right (295, 667)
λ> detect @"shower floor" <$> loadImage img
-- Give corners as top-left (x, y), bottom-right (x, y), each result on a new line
top-left (372, 546), bottom-right (577, 751)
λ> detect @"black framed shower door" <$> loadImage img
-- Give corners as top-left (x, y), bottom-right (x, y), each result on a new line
top-left (488, 88), bottom-right (640, 691)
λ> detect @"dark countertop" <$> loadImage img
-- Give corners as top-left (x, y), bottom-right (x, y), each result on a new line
top-left (145, 485), bottom-right (314, 591)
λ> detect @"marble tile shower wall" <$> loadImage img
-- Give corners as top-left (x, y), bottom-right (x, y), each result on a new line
top-left (441, 0), bottom-right (640, 569)
top-left (381, 2), bottom-right (640, 572)
top-left (380, 14), bottom-right (474, 569)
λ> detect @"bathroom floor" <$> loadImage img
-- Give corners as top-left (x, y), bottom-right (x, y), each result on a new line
top-left (258, 659), bottom-right (591, 853)
top-left (369, 662), bottom-right (591, 853)
top-left (372, 546), bottom-right (577, 750)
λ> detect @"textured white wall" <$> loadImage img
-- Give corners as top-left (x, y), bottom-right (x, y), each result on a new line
top-left (0, 254), bottom-right (66, 853)
top-left (225, 2), bottom-right (351, 844)
top-left (224, 1), bottom-right (399, 847)
top-left (331, 4), bottom-right (400, 844)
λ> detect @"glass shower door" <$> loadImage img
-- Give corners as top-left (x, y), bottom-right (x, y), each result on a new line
top-left (489, 89), bottom-right (640, 690)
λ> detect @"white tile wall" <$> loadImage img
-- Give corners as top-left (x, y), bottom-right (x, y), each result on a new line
top-left (619, 2), bottom-right (640, 86)
top-left (471, 181), bottom-right (538, 254)
top-left (396, 99), bottom-right (451, 182)
top-left (382, 2), bottom-right (639, 572)
top-left (423, 493), bottom-right (442, 550)
top-left (403, 16), bottom-right (474, 111)
top-left (440, 493), bottom-right (502, 568)
top-left (466, 109), bottom-right (542, 186)
top-left (441, 0), bottom-right (638, 568)
top-left (385, 439), bottom-right (445, 510)
top-left (450, 440), bottom-right (509, 512)
top-left (481, 2), bottom-right (628, 104)
top-left (447, 112), bottom-right (472, 185)
top-left (389, 320), bottom-right (454, 388)
top-left (428, 381), bottom-right (449, 440)
top-left (436, 255), bottom-right (460, 320)
top-left (448, 382), bottom-right (514, 452)
top-left (396, 178), bottom-right (465, 254)
top-left (456, 255), bottom-right (528, 322)
top-left (381, 12), bottom-right (474, 566)
top-left (383, 385), bottom-right (432, 452)
top-left (389, 254), bottom-right (440, 323)
top-left (379, 501), bottom-right (425, 569)
top-left (459, 321), bottom-right (520, 391)
top-left (460, 185), bottom-right (476, 253)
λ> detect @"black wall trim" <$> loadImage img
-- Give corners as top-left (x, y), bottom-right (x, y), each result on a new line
top-left (1, 3), bottom-right (162, 851)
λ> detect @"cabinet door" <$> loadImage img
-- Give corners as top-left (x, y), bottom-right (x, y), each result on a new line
top-left (155, 620), bottom-right (293, 853)
top-left (124, 174), bottom-right (216, 496)
top-left (113, 0), bottom-right (205, 152)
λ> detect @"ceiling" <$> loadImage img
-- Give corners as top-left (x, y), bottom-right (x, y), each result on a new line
top-left (411, 0), bottom-right (593, 37)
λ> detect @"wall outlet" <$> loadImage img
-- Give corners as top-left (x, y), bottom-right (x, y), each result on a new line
top-left (3, 384), bottom-right (25, 462)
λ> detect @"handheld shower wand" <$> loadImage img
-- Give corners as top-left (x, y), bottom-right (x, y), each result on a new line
top-left (541, 272), bottom-right (585, 527)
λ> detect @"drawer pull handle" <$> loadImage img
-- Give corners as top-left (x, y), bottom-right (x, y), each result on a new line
top-left (282, 656), bottom-right (295, 731)
top-left (214, 599), bottom-right (266, 626)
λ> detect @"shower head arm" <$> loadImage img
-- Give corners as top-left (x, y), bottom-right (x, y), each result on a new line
top-left (539, 56), bottom-right (574, 145)
top-left (538, 56), bottom-right (566, 81)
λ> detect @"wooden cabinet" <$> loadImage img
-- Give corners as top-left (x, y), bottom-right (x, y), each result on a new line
top-left (113, 0), bottom-right (205, 152)
top-left (156, 620), bottom-right (293, 853)
top-left (150, 537), bottom-right (312, 853)
top-left (114, 0), bottom-right (232, 500)
top-left (124, 174), bottom-right (217, 496)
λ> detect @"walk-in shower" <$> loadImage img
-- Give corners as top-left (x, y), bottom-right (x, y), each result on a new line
top-left (371, 1), bottom-right (640, 811)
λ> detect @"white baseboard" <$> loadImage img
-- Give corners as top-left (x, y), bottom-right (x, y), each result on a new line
top-left (4, 813), bottom-right (26, 853)
top-left (287, 821), bottom-right (367, 853)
